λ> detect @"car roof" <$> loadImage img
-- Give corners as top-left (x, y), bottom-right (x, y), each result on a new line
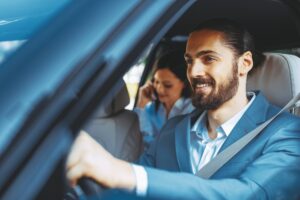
top-left (1, 0), bottom-right (299, 52)
top-left (165, 0), bottom-right (300, 51)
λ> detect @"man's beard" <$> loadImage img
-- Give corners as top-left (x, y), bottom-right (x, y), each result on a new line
top-left (191, 62), bottom-right (239, 110)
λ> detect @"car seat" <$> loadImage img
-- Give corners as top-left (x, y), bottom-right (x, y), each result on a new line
top-left (82, 81), bottom-right (143, 162)
top-left (247, 53), bottom-right (300, 115)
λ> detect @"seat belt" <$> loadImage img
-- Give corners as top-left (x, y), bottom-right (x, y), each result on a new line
top-left (196, 93), bottom-right (300, 179)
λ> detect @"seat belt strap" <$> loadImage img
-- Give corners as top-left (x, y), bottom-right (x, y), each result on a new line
top-left (196, 93), bottom-right (300, 179)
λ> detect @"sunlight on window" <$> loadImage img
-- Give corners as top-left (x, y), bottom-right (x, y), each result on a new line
top-left (123, 63), bottom-right (145, 109)
top-left (0, 40), bottom-right (25, 64)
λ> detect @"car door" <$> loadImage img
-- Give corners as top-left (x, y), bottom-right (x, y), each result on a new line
top-left (0, 0), bottom-right (195, 199)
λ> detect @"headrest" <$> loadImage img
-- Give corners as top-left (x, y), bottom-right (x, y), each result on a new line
top-left (247, 53), bottom-right (300, 108)
top-left (92, 80), bottom-right (130, 118)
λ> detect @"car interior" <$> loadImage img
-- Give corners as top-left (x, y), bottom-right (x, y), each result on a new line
top-left (82, 79), bottom-right (143, 162)
top-left (0, 0), bottom-right (300, 199)
top-left (72, 0), bottom-right (300, 196)
top-left (247, 53), bottom-right (300, 116)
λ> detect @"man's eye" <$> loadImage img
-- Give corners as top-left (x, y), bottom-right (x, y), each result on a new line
top-left (203, 56), bottom-right (216, 63)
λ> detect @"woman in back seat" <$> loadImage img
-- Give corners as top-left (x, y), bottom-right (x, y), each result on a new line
top-left (134, 50), bottom-right (195, 148)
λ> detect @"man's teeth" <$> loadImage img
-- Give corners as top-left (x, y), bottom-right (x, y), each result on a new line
top-left (196, 84), bottom-right (209, 88)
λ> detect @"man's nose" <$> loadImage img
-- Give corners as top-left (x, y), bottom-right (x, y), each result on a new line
top-left (190, 61), bottom-right (206, 76)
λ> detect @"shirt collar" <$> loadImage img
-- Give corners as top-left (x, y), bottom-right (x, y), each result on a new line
top-left (172, 97), bottom-right (186, 109)
top-left (191, 92), bottom-right (256, 138)
top-left (167, 97), bottom-right (194, 119)
top-left (221, 92), bottom-right (256, 136)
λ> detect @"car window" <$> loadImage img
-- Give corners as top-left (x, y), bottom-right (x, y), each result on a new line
top-left (0, 40), bottom-right (24, 64)
top-left (0, 0), bottom-right (192, 198)
top-left (124, 62), bottom-right (145, 109)
top-left (123, 44), bottom-right (154, 109)
top-left (0, 0), bottom-right (71, 64)
top-left (0, 0), bottom-right (142, 153)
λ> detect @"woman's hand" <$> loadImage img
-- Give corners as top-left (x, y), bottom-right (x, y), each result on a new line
top-left (136, 81), bottom-right (156, 108)
top-left (66, 131), bottom-right (136, 190)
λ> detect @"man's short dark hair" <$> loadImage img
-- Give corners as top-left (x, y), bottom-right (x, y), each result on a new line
top-left (193, 18), bottom-right (265, 70)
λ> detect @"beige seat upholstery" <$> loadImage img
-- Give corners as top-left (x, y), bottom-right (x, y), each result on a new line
top-left (247, 53), bottom-right (300, 115)
top-left (82, 81), bottom-right (143, 161)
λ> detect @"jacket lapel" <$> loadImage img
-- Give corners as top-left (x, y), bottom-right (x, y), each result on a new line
top-left (174, 92), bottom-right (271, 171)
top-left (219, 92), bottom-right (270, 153)
top-left (175, 110), bottom-right (202, 173)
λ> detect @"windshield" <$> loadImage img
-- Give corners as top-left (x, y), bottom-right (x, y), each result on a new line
top-left (0, 0), bottom-right (71, 64)
top-left (0, 0), bottom-right (142, 155)
top-left (0, 0), bottom-right (71, 152)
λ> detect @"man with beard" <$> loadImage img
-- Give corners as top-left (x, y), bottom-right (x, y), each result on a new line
top-left (66, 19), bottom-right (300, 199)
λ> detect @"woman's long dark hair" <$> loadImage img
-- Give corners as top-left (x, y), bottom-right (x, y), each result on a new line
top-left (153, 49), bottom-right (192, 111)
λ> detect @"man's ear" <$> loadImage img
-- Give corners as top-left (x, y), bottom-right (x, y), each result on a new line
top-left (238, 51), bottom-right (253, 76)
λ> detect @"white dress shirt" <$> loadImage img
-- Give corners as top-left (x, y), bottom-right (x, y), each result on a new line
top-left (133, 92), bottom-right (256, 196)
top-left (190, 92), bottom-right (255, 173)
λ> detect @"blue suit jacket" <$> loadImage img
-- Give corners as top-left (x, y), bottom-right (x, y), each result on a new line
top-left (137, 92), bottom-right (300, 200)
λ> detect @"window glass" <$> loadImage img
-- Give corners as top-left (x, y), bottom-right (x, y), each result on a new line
top-left (0, 40), bottom-right (25, 64)
top-left (124, 62), bottom-right (145, 109)
top-left (0, 0), bottom-right (140, 152)
top-left (0, 0), bottom-right (71, 64)
top-left (123, 44), bottom-right (153, 109)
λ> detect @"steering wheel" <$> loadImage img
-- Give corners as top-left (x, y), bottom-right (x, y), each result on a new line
top-left (64, 178), bottom-right (105, 200)
top-left (64, 178), bottom-right (144, 200)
